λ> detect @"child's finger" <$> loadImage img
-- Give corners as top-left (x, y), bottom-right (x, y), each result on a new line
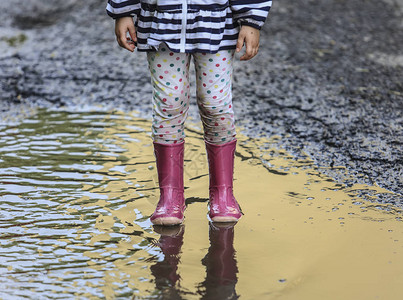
top-left (240, 42), bottom-right (254, 60)
top-left (242, 47), bottom-right (259, 60)
top-left (236, 34), bottom-right (244, 53)
top-left (118, 30), bottom-right (126, 47)
top-left (119, 30), bottom-right (134, 52)
top-left (128, 25), bottom-right (137, 43)
top-left (240, 34), bottom-right (260, 60)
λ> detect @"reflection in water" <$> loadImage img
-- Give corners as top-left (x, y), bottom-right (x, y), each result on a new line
top-left (150, 222), bottom-right (239, 300)
top-left (198, 222), bottom-right (239, 300)
top-left (150, 225), bottom-right (185, 300)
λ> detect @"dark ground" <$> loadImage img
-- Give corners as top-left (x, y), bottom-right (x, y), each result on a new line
top-left (0, 0), bottom-right (402, 204)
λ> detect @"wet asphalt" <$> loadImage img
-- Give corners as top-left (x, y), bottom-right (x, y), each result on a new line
top-left (0, 0), bottom-right (402, 205)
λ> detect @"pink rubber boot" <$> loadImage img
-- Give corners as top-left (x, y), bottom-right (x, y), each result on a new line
top-left (150, 141), bottom-right (186, 226)
top-left (204, 138), bottom-right (242, 222)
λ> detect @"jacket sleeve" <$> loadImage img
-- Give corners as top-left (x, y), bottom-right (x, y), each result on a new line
top-left (106, 0), bottom-right (141, 19)
top-left (230, 0), bottom-right (272, 30)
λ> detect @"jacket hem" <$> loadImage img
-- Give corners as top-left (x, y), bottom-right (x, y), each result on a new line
top-left (137, 43), bottom-right (237, 54)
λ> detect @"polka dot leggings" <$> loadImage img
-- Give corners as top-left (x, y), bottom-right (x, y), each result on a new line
top-left (147, 44), bottom-right (237, 145)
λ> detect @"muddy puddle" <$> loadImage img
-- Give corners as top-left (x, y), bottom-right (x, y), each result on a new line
top-left (0, 108), bottom-right (402, 300)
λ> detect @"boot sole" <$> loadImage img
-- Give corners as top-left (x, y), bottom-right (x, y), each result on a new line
top-left (151, 217), bottom-right (183, 226)
top-left (210, 215), bottom-right (240, 223)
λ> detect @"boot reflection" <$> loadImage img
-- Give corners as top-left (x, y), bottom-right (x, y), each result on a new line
top-left (150, 225), bottom-right (185, 299)
top-left (198, 222), bottom-right (239, 300)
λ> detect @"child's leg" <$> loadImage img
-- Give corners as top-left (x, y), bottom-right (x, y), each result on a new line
top-left (147, 44), bottom-right (191, 144)
top-left (193, 50), bottom-right (236, 145)
top-left (146, 44), bottom-right (191, 226)
top-left (194, 50), bottom-right (241, 223)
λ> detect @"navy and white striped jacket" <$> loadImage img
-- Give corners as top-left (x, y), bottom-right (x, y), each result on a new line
top-left (106, 0), bottom-right (272, 53)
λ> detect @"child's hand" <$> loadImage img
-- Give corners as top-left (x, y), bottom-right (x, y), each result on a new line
top-left (115, 16), bottom-right (137, 52)
top-left (235, 25), bottom-right (260, 61)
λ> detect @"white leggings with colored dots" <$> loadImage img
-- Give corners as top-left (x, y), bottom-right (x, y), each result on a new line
top-left (147, 44), bottom-right (237, 145)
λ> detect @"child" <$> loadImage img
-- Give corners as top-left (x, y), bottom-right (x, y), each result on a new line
top-left (106, 0), bottom-right (272, 225)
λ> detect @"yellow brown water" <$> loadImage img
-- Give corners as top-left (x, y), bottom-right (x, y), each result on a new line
top-left (0, 108), bottom-right (401, 299)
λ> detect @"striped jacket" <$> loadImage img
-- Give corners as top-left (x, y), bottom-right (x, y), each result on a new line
top-left (106, 0), bottom-right (272, 53)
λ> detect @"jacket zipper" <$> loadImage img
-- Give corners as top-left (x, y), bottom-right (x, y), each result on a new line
top-left (180, 0), bottom-right (188, 52)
